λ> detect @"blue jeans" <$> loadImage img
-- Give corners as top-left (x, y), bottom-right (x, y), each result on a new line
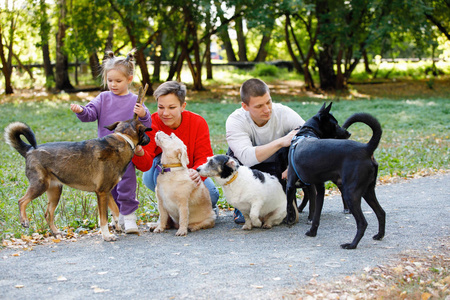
top-left (142, 154), bottom-right (219, 207)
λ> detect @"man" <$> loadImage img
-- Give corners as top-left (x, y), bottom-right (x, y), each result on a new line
top-left (226, 78), bottom-right (305, 223)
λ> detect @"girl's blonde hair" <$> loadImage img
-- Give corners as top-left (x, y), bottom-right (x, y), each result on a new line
top-left (101, 49), bottom-right (136, 88)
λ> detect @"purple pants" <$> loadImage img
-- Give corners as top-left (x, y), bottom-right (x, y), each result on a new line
top-left (111, 162), bottom-right (139, 215)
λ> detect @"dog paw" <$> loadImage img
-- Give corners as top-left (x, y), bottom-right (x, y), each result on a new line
top-left (175, 229), bottom-right (188, 236)
top-left (103, 234), bottom-right (117, 242)
top-left (262, 224), bottom-right (272, 229)
top-left (242, 224), bottom-right (252, 230)
top-left (340, 243), bottom-right (357, 249)
top-left (252, 220), bottom-right (262, 228)
top-left (372, 233), bottom-right (384, 240)
top-left (153, 226), bottom-right (165, 233)
top-left (305, 230), bottom-right (317, 237)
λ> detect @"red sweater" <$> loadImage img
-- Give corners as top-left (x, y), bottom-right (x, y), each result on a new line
top-left (132, 111), bottom-right (213, 174)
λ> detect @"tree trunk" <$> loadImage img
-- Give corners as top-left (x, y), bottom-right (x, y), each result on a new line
top-left (42, 43), bottom-right (54, 86)
top-left (135, 48), bottom-right (153, 95)
top-left (89, 51), bottom-right (101, 79)
top-left (235, 16), bottom-right (248, 62)
top-left (152, 32), bottom-right (162, 82)
top-left (315, 0), bottom-right (336, 91)
top-left (284, 14), bottom-right (315, 90)
top-left (0, 25), bottom-right (13, 94)
top-left (363, 49), bottom-right (372, 74)
top-left (39, 0), bottom-right (54, 89)
top-left (218, 26), bottom-right (236, 62)
top-left (317, 43), bottom-right (336, 91)
top-left (55, 0), bottom-right (74, 91)
top-left (205, 35), bottom-right (213, 80)
top-left (254, 33), bottom-right (271, 62)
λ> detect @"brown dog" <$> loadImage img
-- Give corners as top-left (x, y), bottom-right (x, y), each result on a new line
top-left (4, 119), bottom-right (151, 241)
top-left (152, 131), bottom-right (215, 236)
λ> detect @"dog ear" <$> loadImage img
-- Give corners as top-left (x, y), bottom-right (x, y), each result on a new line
top-left (324, 102), bottom-right (333, 114)
top-left (225, 157), bottom-right (237, 169)
top-left (178, 145), bottom-right (189, 167)
top-left (104, 121), bottom-right (121, 132)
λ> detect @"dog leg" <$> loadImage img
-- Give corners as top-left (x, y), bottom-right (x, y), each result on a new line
top-left (96, 191), bottom-right (117, 242)
top-left (189, 216), bottom-right (215, 232)
top-left (249, 202), bottom-right (263, 228)
top-left (305, 184), bottom-right (323, 237)
top-left (18, 179), bottom-right (49, 228)
top-left (45, 182), bottom-right (63, 236)
top-left (153, 193), bottom-right (170, 233)
top-left (242, 213), bottom-right (253, 230)
top-left (340, 192), bottom-right (367, 249)
top-left (107, 194), bottom-right (122, 233)
top-left (176, 200), bottom-right (189, 236)
top-left (363, 185), bottom-right (385, 241)
top-left (263, 207), bottom-right (287, 229)
top-left (285, 177), bottom-right (299, 226)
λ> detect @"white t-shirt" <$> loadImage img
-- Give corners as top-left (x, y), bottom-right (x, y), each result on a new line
top-left (226, 103), bottom-right (305, 166)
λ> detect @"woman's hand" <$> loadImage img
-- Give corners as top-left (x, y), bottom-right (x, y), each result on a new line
top-left (188, 168), bottom-right (202, 186)
top-left (134, 103), bottom-right (146, 118)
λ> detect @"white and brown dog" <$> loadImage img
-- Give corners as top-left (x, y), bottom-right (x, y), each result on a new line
top-left (152, 132), bottom-right (215, 236)
top-left (197, 155), bottom-right (298, 230)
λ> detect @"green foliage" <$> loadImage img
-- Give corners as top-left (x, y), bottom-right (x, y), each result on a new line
top-left (250, 63), bottom-right (279, 77)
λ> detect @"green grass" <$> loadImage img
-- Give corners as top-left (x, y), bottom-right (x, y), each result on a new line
top-left (1, 94), bottom-right (449, 243)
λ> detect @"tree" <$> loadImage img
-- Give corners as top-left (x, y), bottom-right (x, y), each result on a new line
top-left (107, 0), bottom-right (161, 95)
top-left (0, 12), bottom-right (15, 94)
top-left (55, 0), bottom-right (74, 91)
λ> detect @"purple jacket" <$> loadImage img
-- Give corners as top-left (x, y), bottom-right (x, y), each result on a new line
top-left (76, 91), bottom-right (152, 138)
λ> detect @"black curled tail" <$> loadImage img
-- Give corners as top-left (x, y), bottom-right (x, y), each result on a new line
top-left (4, 122), bottom-right (37, 158)
top-left (342, 113), bottom-right (382, 155)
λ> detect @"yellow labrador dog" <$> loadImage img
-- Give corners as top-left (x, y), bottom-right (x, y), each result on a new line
top-left (152, 131), bottom-right (215, 236)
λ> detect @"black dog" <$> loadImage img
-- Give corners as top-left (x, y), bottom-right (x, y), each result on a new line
top-left (286, 103), bottom-right (386, 249)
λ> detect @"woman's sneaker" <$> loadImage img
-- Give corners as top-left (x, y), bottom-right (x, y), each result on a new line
top-left (233, 208), bottom-right (245, 224)
top-left (123, 213), bottom-right (139, 234)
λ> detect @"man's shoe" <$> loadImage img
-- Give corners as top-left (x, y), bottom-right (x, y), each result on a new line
top-left (233, 209), bottom-right (245, 224)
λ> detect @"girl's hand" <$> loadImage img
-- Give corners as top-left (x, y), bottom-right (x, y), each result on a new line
top-left (70, 104), bottom-right (83, 113)
top-left (188, 169), bottom-right (202, 186)
top-left (134, 103), bottom-right (146, 118)
top-left (134, 145), bottom-right (145, 157)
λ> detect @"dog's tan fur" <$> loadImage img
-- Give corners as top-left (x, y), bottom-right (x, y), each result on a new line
top-left (152, 132), bottom-right (215, 236)
top-left (4, 119), bottom-right (151, 241)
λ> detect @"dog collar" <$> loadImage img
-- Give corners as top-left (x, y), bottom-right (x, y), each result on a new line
top-left (115, 132), bottom-right (136, 151)
top-left (224, 172), bottom-right (238, 185)
top-left (156, 163), bottom-right (184, 174)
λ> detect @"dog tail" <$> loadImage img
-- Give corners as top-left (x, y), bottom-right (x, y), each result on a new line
top-left (4, 122), bottom-right (37, 158)
top-left (342, 113), bottom-right (382, 154)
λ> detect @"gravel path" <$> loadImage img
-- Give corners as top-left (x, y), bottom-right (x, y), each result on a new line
top-left (1, 173), bottom-right (449, 299)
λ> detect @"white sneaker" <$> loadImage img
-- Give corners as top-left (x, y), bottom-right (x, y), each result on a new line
top-left (123, 213), bottom-right (139, 234)
top-left (119, 213), bottom-right (125, 229)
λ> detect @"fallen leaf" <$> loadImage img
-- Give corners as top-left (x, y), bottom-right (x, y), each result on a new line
top-left (57, 276), bottom-right (67, 281)
top-left (15, 285), bottom-right (24, 288)
top-left (251, 285), bottom-right (263, 289)
top-left (421, 292), bottom-right (432, 300)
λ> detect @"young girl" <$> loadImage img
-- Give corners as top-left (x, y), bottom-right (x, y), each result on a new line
top-left (70, 49), bottom-right (152, 234)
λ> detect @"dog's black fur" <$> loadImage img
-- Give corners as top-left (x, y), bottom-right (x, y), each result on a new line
top-left (286, 103), bottom-right (386, 249)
